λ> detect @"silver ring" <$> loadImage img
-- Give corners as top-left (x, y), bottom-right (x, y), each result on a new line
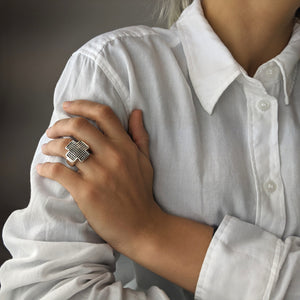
top-left (65, 140), bottom-right (90, 165)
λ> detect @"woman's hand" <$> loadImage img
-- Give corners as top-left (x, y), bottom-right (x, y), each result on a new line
top-left (37, 100), bottom-right (213, 292)
top-left (37, 100), bottom-right (165, 256)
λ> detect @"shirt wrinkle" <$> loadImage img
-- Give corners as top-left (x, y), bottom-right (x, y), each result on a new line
top-left (1, 0), bottom-right (300, 299)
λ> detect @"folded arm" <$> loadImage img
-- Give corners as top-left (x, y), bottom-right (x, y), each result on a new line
top-left (1, 51), bottom-right (300, 300)
top-left (0, 52), bottom-right (212, 299)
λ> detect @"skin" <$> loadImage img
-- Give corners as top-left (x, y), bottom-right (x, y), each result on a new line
top-left (38, 101), bottom-right (213, 292)
top-left (37, 0), bottom-right (300, 294)
top-left (202, 0), bottom-right (300, 76)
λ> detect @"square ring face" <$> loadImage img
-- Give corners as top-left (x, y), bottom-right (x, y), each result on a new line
top-left (65, 140), bottom-right (90, 163)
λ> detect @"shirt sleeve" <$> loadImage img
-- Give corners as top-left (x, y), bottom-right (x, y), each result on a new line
top-left (0, 52), bottom-right (169, 300)
top-left (195, 215), bottom-right (300, 300)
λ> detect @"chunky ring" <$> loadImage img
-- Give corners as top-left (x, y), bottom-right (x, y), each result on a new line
top-left (65, 140), bottom-right (90, 166)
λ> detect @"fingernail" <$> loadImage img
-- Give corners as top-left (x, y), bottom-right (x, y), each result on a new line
top-left (36, 164), bottom-right (42, 172)
top-left (63, 101), bottom-right (71, 109)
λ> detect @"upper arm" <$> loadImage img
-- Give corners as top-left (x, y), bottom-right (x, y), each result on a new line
top-left (0, 49), bottom-right (169, 300)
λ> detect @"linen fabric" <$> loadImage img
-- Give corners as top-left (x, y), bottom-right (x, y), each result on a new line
top-left (1, 0), bottom-right (300, 299)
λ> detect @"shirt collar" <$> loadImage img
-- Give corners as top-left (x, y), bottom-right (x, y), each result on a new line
top-left (273, 23), bottom-right (300, 105)
top-left (175, 0), bottom-right (300, 115)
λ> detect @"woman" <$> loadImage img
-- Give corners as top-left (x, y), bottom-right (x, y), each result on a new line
top-left (1, 0), bottom-right (300, 299)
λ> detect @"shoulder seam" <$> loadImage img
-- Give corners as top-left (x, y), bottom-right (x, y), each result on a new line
top-left (96, 30), bottom-right (158, 57)
top-left (79, 27), bottom-right (158, 59)
top-left (99, 29), bottom-right (157, 51)
top-left (73, 51), bottom-right (130, 116)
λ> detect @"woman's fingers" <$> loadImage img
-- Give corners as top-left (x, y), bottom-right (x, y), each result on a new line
top-left (47, 117), bottom-right (104, 151)
top-left (37, 162), bottom-right (82, 196)
top-left (128, 110), bottom-right (150, 159)
top-left (42, 138), bottom-right (73, 157)
top-left (42, 138), bottom-right (95, 171)
top-left (63, 100), bottom-right (128, 140)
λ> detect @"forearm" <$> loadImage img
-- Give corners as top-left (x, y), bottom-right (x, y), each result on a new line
top-left (128, 212), bottom-right (214, 293)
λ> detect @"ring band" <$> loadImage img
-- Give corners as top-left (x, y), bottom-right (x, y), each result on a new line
top-left (65, 140), bottom-right (90, 165)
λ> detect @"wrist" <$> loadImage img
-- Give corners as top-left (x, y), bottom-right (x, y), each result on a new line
top-left (129, 210), bottom-right (214, 293)
top-left (130, 206), bottom-right (169, 262)
top-left (118, 202), bottom-right (167, 260)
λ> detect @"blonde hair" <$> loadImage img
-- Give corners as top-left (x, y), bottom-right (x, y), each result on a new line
top-left (156, 0), bottom-right (193, 28)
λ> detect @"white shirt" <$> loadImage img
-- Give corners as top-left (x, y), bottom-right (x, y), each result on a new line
top-left (1, 0), bottom-right (300, 299)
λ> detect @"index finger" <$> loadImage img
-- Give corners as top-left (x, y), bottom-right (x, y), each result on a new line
top-left (63, 100), bottom-right (128, 140)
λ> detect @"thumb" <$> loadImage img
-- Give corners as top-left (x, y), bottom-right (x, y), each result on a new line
top-left (128, 109), bottom-right (150, 159)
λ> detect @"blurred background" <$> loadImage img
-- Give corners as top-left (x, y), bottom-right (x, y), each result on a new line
top-left (0, 0), bottom-right (164, 266)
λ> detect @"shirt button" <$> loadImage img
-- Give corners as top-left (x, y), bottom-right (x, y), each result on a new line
top-left (257, 99), bottom-right (271, 111)
top-left (265, 64), bottom-right (277, 77)
top-left (266, 68), bottom-right (274, 76)
top-left (264, 180), bottom-right (277, 194)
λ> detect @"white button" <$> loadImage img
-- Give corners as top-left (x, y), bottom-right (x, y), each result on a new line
top-left (266, 68), bottom-right (274, 76)
top-left (257, 99), bottom-right (271, 111)
top-left (265, 64), bottom-right (277, 77)
top-left (264, 180), bottom-right (277, 194)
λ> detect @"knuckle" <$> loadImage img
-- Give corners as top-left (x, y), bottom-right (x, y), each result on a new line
top-left (63, 138), bottom-right (73, 148)
top-left (97, 105), bottom-right (114, 119)
top-left (71, 117), bottom-right (88, 131)
top-left (83, 185), bottom-right (98, 203)
top-left (113, 155), bottom-right (124, 169)
top-left (100, 169), bottom-right (113, 185)
top-left (48, 163), bottom-right (63, 177)
top-left (109, 148), bottom-right (125, 169)
top-left (52, 120), bottom-right (60, 127)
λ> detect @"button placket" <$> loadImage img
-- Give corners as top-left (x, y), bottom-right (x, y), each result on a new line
top-left (246, 88), bottom-right (286, 236)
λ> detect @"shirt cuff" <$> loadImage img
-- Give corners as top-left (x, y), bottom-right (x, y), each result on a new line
top-left (194, 215), bottom-right (283, 300)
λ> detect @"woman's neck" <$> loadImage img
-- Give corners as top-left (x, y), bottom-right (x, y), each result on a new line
top-left (202, 0), bottom-right (300, 76)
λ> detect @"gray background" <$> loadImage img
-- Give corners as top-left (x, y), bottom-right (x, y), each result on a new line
top-left (0, 0), bottom-right (164, 266)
